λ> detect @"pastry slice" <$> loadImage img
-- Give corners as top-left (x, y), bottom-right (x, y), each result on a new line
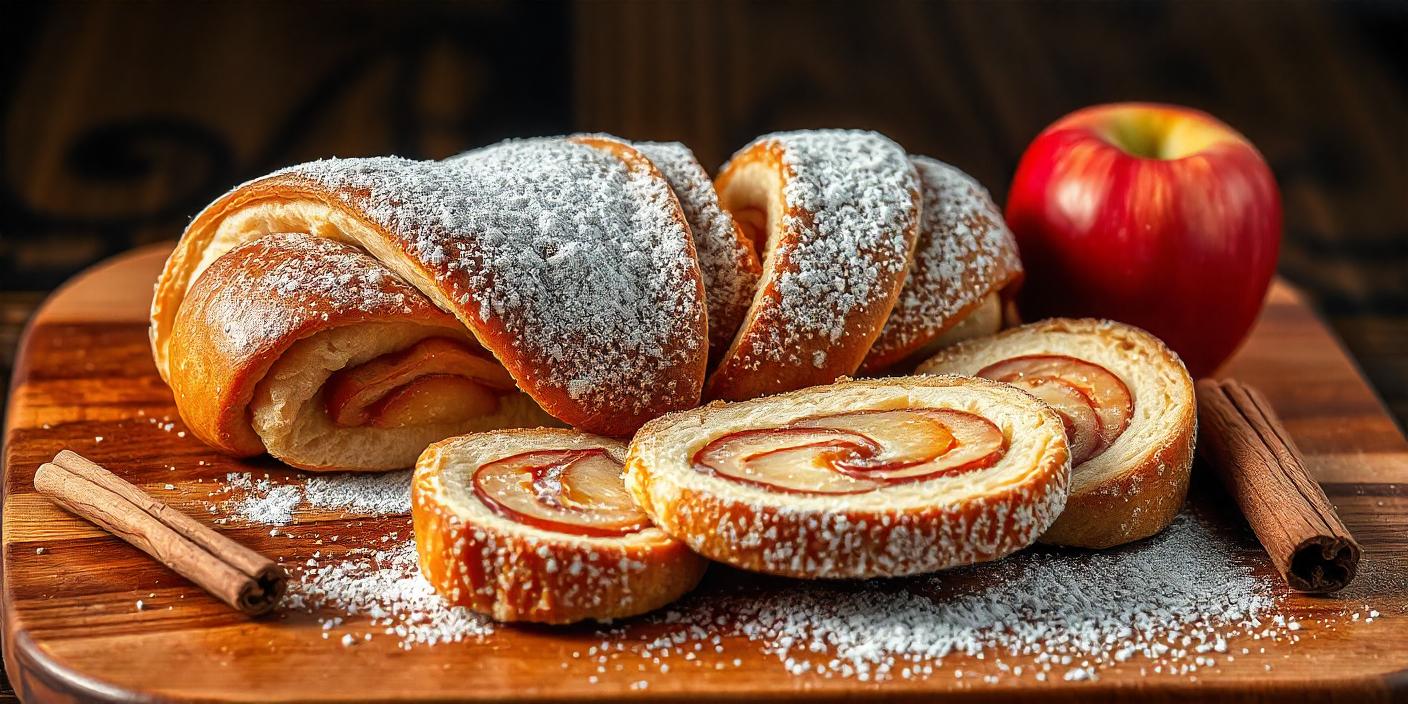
top-left (918, 318), bottom-right (1195, 548)
top-left (413, 429), bottom-right (707, 623)
top-left (626, 377), bottom-right (1070, 578)
top-left (706, 130), bottom-right (922, 401)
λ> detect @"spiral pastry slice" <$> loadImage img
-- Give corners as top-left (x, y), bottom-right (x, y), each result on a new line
top-left (152, 135), bottom-right (709, 466)
top-left (918, 318), bottom-right (1195, 548)
top-left (706, 130), bottom-right (921, 400)
top-left (413, 429), bottom-right (707, 623)
top-left (626, 377), bottom-right (1069, 578)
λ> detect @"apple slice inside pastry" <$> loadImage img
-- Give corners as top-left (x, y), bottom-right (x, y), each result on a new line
top-left (977, 354), bottom-right (1132, 464)
top-left (473, 448), bottom-right (650, 537)
top-left (693, 408), bottom-right (1006, 495)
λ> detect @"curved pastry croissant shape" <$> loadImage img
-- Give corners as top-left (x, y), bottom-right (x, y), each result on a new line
top-left (151, 136), bottom-right (709, 469)
top-left (861, 156), bottom-right (1024, 373)
top-left (707, 130), bottom-right (922, 400)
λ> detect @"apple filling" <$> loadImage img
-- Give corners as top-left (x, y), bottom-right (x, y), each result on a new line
top-left (692, 408), bottom-right (1007, 495)
top-left (325, 338), bottom-right (517, 428)
top-left (976, 355), bottom-right (1132, 464)
top-left (472, 448), bottom-right (650, 537)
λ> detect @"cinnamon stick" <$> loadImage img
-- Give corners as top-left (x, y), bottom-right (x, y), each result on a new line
top-left (33, 450), bottom-right (286, 615)
top-left (1196, 378), bottom-right (1360, 592)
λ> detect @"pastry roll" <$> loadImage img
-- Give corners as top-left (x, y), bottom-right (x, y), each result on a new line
top-left (918, 318), bottom-right (1196, 548)
top-left (413, 429), bottom-right (707, 623)
top-left (862, 156), bottom-right (1025, 373)
top-left (632, 140), bottom-right (761, 362)
top-left (167, 233), bottom-right (558, 471)
top-left (626, 377), bottom-right (1070, 578)
top-left (706, 130), bottom-right (922, 400)
top-left (151, 136), bottom-right (709, 470)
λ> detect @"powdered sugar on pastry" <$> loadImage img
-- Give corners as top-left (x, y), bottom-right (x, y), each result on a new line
top-left (633, 140), bottom-right (759, 358)
top-left (758, 129), bottom-right (916, 355)
top-left (866, 156), bottom-right (1023, 370)
top-left (275, 138), bottom-right (704, 423)
top-left (199, 235), bottom-right (430, 361)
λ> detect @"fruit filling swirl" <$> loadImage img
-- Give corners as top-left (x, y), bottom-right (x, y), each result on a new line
top-left (472, 448), bottom-right (650, 537)
top-left (692, 408), bottom-right (1008, 495)
top-left (324, 338), bottom-right (517, 429)
top-left (976, 355), bottom-right (1133, 464)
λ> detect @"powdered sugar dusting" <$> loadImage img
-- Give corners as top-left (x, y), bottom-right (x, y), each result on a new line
top-left (597, 512), bottom-right (1293, 682)
top-left (209, 464), bottom-right (1310, 679)
top-left (634, 140), bottom-right (758, 357)
top-left (869, 156), bottom-right (1023, 365)
top-left (217, 470), bottom-right (411, 525)
top-left (271, 136), bottom-right (704, 421)
top-left (282, 538), bottom-right (495, 647)
top-left (725, 129), bottom-right (918, 369)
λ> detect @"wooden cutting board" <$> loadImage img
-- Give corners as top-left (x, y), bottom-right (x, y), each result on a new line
top-left (3, 244), bottom-right (1406, 702)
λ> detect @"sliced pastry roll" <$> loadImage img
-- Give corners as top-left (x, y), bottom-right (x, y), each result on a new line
top-left (706, 130), bottom-right (922, 400)
top-left (153, 135), bottom-right (710, 470)
top-left (626, 377), bottom-right (1070, 578)
top-left (413, 429), bottom-right (707, 624)
top-left (861, 156), bottom-right (1024, 373)
top-left (918, 318), bottom-right (1196, 548)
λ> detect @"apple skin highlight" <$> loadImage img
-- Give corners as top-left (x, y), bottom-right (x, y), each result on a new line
top-left (1005, 103), bottom-right (1281, 377)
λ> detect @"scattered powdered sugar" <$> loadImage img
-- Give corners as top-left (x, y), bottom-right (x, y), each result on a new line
top-left (634, 140), bottom-right (758, 356)
top-left (595, 512), bottom-right (1292, 682)
top-left (723, 129), bottom-right (918, 369)
top-left (869, 156), bottom-right (1023, 364)
top-left (282, 538), bottom-right (495, 647)
top-left (271, 136), bottom-right (705, 420)
top-left (217, 470), bottom-right (411, 525)
top-left (212, 462), bottom-right (1309, 679)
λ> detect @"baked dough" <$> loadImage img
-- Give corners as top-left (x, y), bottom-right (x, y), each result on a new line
top-left (152, 136), bottom-right (709, 464)
top-left (626, 376), bottom-right (1070, 578)
top-left (862, 156), bottom-right (1024, 372)
top-left (413, 428), bottom-right (707, 623)
top-left (918, 318), bottom-right (1195, 548)
top-left (706, 130), bottom-right (921, 400)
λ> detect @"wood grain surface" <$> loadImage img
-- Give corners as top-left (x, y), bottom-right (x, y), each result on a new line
top-left (2, 245), bottom-right (1407, 702)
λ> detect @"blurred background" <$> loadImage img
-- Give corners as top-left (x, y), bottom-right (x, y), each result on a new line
top-left (1, 0), bottom-right (1405, 425)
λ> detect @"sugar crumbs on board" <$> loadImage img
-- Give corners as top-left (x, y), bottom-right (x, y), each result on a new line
top-left (281, 539), bottom-right (495, 648)
top-left (594, 512), bottom-right (1295, 683)
top-left (211, 464), bottom-right (1303, 681)
top-left (213, 470), bottom-right (412, 525)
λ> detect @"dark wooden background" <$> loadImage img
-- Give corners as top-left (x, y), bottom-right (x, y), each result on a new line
top-left (1, 0), bottom-right (1404, 698)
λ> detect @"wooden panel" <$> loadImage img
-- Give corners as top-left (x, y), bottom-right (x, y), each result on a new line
top-left (3, 246), bottom-right (1407, 702)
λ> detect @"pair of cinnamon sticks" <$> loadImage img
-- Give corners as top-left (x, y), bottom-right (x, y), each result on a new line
top-left (34, 450), bottom-right (285, 615)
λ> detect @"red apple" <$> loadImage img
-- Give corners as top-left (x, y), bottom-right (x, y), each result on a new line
top-left (1005, 103), bottom-right (1281, 377)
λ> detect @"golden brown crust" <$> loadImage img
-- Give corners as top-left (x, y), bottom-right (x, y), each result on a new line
top-left (412, 428), bottom-right (707, 624)
top-left (152, 137), bottom-right (709, 441)
top-left (1037, 412), bottom-right (1194, 548)
top-left (166, 234), bottom-right (466, 457)
top-left (917, 318), bottom-right (1197, 548)
top-left (705, 132), bottom-right (921, 401)
top-left (860, 157), bottom-right (1024, 374)
top-left (626, 376), bottom-right (1071, 578)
